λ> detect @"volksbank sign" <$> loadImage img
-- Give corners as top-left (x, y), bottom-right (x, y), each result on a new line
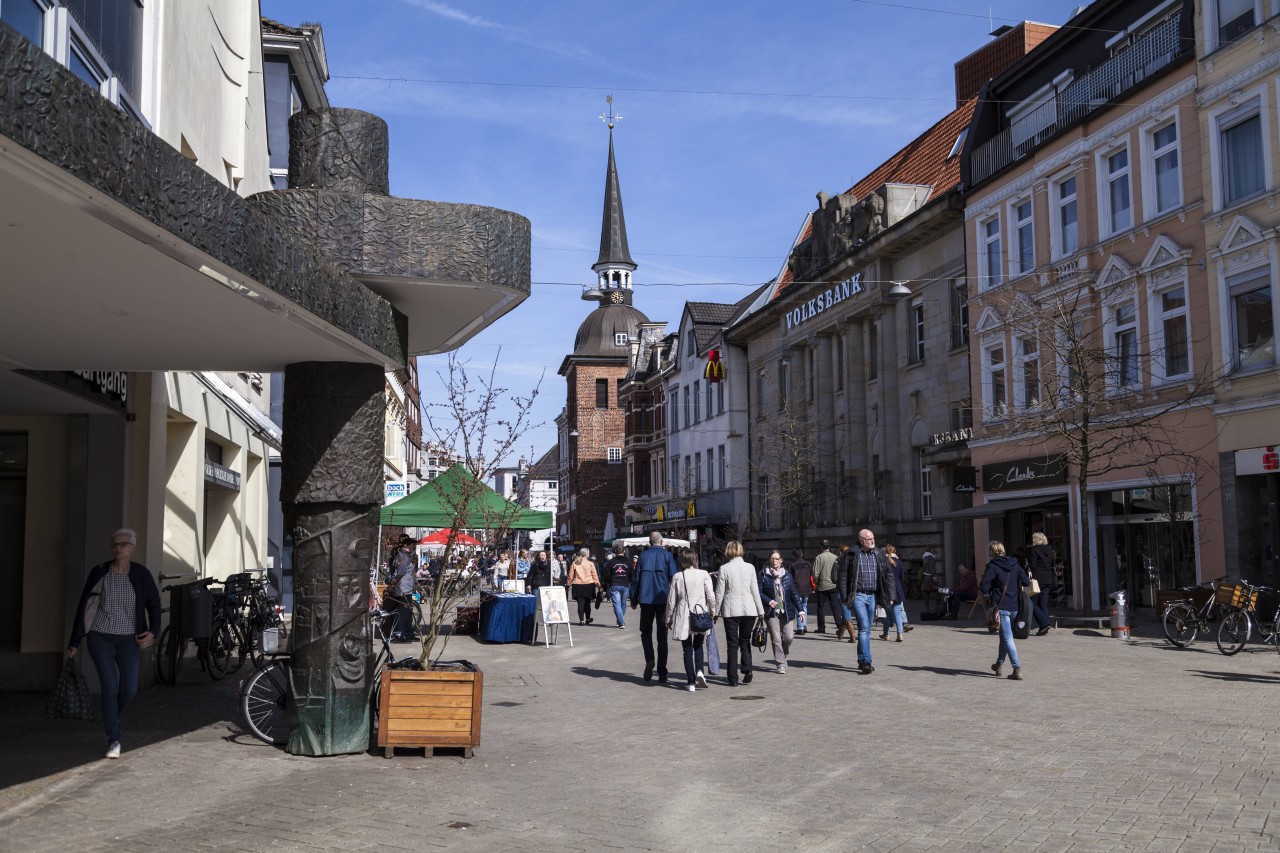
top-left (785, 273), bottom-right (863, 332)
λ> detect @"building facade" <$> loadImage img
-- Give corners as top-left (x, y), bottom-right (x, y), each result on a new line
top-left (961, 0), bottom-right (1222, 610)
top-left (1196, 0), bottom-right (1280, 588)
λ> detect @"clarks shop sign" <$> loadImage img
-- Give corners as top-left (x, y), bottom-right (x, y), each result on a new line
top-left (785, 273), bottom-right (863, 332)
top-left (983, 454), bottom-right (1066, 492)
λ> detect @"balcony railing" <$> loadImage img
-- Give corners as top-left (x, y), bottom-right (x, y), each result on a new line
top-left (969, 13), bottom-right (1186, 187)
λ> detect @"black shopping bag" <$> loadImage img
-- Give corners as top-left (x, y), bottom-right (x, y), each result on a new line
top-left (46, 655), bottom-right (95, 721)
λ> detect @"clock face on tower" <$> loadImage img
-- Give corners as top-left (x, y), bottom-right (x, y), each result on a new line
top-left (609, 291), bottom-right (624, 304)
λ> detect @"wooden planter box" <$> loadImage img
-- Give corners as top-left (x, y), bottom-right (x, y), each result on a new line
top-left (377, 663), bottom-right (482, 758)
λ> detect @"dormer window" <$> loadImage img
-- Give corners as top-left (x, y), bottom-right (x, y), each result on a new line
top-left (615, 332), bottom-right (629, 346)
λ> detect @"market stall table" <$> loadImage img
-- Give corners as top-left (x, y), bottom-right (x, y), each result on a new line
top-left (478, 592), bottom-right (537, 643)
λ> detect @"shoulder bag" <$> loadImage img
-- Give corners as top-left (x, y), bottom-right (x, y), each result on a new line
top-left (986, 568), bottom-right (1013, 634)
top-left (751, 617), bottom-right (768, 649)
top-left (684, 574), bottom-right (714, 634)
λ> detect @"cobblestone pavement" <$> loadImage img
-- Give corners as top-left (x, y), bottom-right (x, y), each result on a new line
top-left (2, 608), bottom-right (1278, 852)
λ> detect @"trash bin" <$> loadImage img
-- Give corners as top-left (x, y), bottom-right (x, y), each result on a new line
top-left (1107, 589), bottom-right (1129, 639)
top-left (177, 581), bottom-right (212, 640)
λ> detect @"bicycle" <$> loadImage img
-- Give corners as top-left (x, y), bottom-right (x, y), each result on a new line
top-left (240, 605), bottom-right (409, 746)
top-left (155, 576), bottom-right (230, 683)
top-left (224, 569), bottom-right (287, 670)
top-left (1215, 580), bottom-right (1280, 656)
top-left (1161, 576), bottom-right (1227, 647)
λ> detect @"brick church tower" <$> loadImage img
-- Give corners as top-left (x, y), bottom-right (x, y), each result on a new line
top-left (557, 123), bottom-right (648, 545)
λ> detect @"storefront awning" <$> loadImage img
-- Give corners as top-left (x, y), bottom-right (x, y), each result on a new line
top-left (938, 495), bottom-right (1065, 520)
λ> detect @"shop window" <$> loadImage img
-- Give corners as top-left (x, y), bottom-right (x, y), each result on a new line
top-left (1228, 269), bottom-right (1274, 371)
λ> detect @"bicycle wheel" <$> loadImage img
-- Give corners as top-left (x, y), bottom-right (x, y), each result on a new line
top-left (1216, 609), bottom-right (1251, 656)
top-left (1162, 603), bottom-right (1198, 647)
top-left (206, 623), bottom-right (232, 680)
top-left (155, 625), bottom-right (185, 684)
top-left (241, 659), bottom-right (290, 745)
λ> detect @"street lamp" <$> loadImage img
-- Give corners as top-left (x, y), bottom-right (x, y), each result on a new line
top-left (887, 280), bottom-right (912, 299)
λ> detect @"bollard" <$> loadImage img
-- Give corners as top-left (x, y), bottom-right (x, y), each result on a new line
top-left (1107, 590), bottom-right (1129, 639)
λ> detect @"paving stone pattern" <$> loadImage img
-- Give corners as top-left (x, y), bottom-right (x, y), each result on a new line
top-left (1, 611), bottom-right (1278, 852)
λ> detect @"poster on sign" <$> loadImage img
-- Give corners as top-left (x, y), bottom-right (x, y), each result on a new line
top-left (539, 586), bottom-right (570, 624)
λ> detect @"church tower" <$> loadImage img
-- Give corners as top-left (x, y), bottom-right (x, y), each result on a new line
top-left (557, 105), bottom-right (648, 545)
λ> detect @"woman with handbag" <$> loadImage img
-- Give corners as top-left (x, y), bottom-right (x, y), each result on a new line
top-left (758, 550), bottom-right (802, 675)
top-left (979, 540), bottom-right (1032, 681)
top-left (66, 528), bottom-right (161, 759)
top-left (715, 540), bottom-right (765, 687)
top-left (665, 549), bottom-right (717, 692)
top-left (566, 548), bottom-right (601, 626)
top-left (1027, 532), bottom-right (1055, 635)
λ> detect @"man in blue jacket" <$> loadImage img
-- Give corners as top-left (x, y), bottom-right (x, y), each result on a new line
top-left (629, 531), bottom-right (678, 683)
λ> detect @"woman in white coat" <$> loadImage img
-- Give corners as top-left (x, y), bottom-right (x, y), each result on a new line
top-left (666, 549), bottom-right (717, 692)
top-left (715, 540), bottom-right (765, 687)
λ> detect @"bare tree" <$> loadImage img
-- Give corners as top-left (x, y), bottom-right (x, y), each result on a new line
top-left (407, 351), bottom-right (543, 664)
top-left (975, 275), bottom-right (1221, 611)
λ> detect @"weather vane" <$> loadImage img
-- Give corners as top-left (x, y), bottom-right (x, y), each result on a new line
top-left (599, 94), bottom-right (621, 130)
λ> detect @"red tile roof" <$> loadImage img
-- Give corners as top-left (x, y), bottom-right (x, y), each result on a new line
top-left (769, 96), bottom-right (977, 302)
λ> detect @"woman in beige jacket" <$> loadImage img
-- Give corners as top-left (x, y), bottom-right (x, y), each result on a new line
top-left (715, 540), bottom-right (765, 686)
top-left (666, 550), bottom-right (717, 692)
top-left (565, 548), bottom-right (600, 626)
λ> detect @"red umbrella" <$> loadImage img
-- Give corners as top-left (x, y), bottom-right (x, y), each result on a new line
top-left (418, 529), bottom-right (482, 546)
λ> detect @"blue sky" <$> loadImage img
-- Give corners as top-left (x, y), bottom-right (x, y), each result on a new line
top-left (262, 0), bottom-right (1088, 463)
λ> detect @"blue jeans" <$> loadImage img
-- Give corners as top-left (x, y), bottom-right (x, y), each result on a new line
top-left (86, 631), bottom-right (140, 743)
top-left (609, 585), bottom-right (628, 626)
top-left (795, 595), bottom-right (809, 631)
top-left (883, 602), bottom-right (906, 635)
top-left (851, 592), bottom-right (876, 666)
top-left (997, 609), bottom-right (1021, 668)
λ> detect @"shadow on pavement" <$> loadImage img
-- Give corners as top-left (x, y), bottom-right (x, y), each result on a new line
top-left (569, 665), bottom-right (651, 686)
top-left (1188, 669), bottom-right (1280, 683)
top-left (0, 662), bottom-right (248, 794)
top-left (892, 664), bottom-right (993, 679)
top-left (785, 659), bottom-right (862, 674)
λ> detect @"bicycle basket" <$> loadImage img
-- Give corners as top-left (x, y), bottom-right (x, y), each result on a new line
top-left (1215, 582), bottom-right (1258, 610)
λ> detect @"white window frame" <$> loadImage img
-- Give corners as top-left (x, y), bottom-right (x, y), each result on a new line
top-left (909, 297), bottom-right (925, 363)
top-left (1105, 297), bottom-right (1142, 394)
top-left (614, 332), bottom-right (629, 346)
top-left (1051, 173), bottom-right (1080, 260)
top-left (1149, 276), bottom-right (1192, 382)
top-left (1013, 333), bottom-right (1041, 411)
top-left (1209, 89), bottom-right (1270, 211)
top-left (718, 444), bottom-right (726, 490)
top-left (705, 448), bottom-right (714, 492)
top-left (979, 213), bottom-right (1003, 290)
top-left (982, 337), bottom-right (1007, 421)
top-left (1097, 143), bottom-right (1134, 238)
top-left (1141, 113), bottom-right (1182, 218)
top-left (717, 375), bottom-right (725, 414)
top-left (607, 447), bottom-right (622, 464)
top-left (1206, 0), bottom-right (1264, 52)
top-left (694, 451), bottom-right (702, 492)
top-left (669, 384), bottom-right (680, 432)
top-left (1055, 319), bottom-right (1087, 405)
top-left (1010, 196), bottom-right (1035, 277)
top-left (1222, 264), bottom-right (1276, 373)
top-left (692, 379), bottom-right (701, 423)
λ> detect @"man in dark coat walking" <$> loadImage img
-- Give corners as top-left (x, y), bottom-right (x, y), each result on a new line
top-left (629, 532), bottom-right (678, 682)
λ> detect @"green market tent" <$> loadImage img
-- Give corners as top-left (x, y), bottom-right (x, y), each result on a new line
top-left (380, 464), bottom-right (554, 530)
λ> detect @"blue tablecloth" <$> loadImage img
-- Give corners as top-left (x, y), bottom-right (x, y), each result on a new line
top-left (479, 593), bottom-right (537, 643)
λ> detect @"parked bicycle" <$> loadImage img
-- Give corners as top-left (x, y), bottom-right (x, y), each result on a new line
top-left (240, 604), bottom-right (409, 746)
top-left (155, 576), bottom-right (231, 683)
top-left (1161, 576), bottom-right (1227, 647)
top-left (1215, 580), bottom-right (1280, 656)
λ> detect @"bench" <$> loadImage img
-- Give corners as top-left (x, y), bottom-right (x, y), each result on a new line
top-left (1051, 615), bottom-right (1110, 629)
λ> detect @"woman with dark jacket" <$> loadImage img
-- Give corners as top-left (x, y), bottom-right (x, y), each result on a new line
top-left (880, 544), bottom-right (913, 642)
top-left (758, 551), bottom-right (803, 674)
top-left (980, 540), bottom-right (1032, 681)
top-left (1027, 532), bottom-right (1055, 635)
top-left (67, 528), bottom-right (161, 759)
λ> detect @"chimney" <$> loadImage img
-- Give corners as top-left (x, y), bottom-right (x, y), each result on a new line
top-left (953, 21), bottom-right (1059, 106)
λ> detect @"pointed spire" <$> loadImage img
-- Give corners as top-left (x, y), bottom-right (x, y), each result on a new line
top-left (595, 130), bottom-right (636, 271)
